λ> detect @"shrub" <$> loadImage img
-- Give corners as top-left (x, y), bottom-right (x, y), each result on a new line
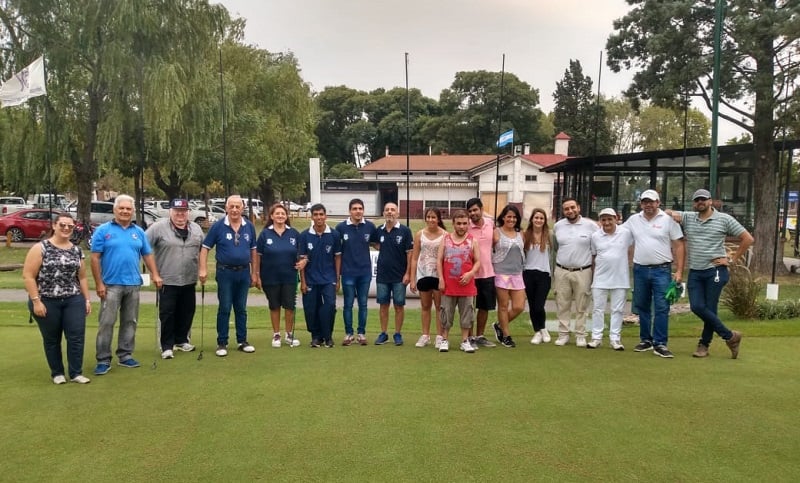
top-left (756, 299), bottom-right (800, 320)
top-left (721, 264), bottom-right (760, 318)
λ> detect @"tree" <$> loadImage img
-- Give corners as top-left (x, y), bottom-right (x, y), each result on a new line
top-left (314, 86), bottom-right (368, 166)
top-left (434, 70), bottom-right (547, 154)
top-left (605, 98), bottom-right (711, 152)
top-left (552, 60), bottom-right (613, 156)
top-left (326, 163), bottom-right (362, 179)
top-left (606, 0), bottom-right (800, 275)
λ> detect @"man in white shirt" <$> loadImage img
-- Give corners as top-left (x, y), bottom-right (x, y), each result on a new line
top-left (623, 190), bottom-right (685, 358)
top-left (589, 208), bottom-right (633, 350)
top-left (552, 198), bottom-right (599, 347)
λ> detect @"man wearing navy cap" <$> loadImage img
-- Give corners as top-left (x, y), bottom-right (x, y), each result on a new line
top-left (670, 189), bottom-right (753, 359)
top-left (146, 199), bottom-right (204, 359)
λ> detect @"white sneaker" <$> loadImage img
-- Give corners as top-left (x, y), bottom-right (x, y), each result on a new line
top-left (460, 340), bottom-right (475, 353)
top-left (587, 339), bottom-right (602, 349)
top-left (470, 338), bottom-right (479, 352)
top-left (70, 375), bottom-right (91, 384)
top-left (174, 343), bottom-right (195, 352)
top-left (531, 331), bottom-right (543, 345)
top-left (540, 329), bottom-right (552, 343)
top-left (576, 336), bottom-right (587, 348)
top-left (161, 349), bottom-right (174, 359)
top-left (415, 334), bottom-right (431, 347)
top-left (215, 345), bottom-right (228, 357)
top-left (272, 333), bottom-right (282, 348)
top-left (439, 339), bottom-right (449, 352)
top-left (237, 342), bottom-right (256, 353)
top-left (285, 334), bottom-right (301, 347)
top-left (434, 335), bottom-right (444, 349)
top-left (611, 340), bottom-right (625, 351)
top-left (555, 334), bottom-right (570, 346)
top-left (52, 375), bottom-right (67, 385)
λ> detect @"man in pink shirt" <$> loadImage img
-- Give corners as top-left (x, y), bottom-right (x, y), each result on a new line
top-left (466, 198), bottom-right (497, 348)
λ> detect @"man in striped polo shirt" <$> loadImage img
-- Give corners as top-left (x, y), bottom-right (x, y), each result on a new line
top-left (672, 189), bottom-right (753, 359)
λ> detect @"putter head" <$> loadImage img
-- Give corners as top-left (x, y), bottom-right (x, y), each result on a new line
top-left (197, 351), bottom-right (203, 360)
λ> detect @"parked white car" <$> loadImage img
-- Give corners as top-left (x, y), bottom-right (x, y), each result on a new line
top-left (0, 196), bottom-right (34, 214)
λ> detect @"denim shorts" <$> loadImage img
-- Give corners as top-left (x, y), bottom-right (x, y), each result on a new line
top-left (376, 282), bottom-right (407, 306)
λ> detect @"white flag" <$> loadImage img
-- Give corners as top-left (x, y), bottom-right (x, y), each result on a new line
top-left (0, 56), bottom-right (47, 108)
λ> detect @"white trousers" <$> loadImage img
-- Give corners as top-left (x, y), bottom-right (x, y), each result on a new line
top-left (591, 287), bottom-right (627, 342)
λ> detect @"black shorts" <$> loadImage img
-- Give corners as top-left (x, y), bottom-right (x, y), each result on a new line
top-left (263, 283), bottom-right (297, 310)
top-left (474, 277), bottom-right (496, 311)
top-left (416, 276), bottom-right (439, 292)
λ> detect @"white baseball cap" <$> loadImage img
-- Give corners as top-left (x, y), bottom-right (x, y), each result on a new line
top-left (640, 189), bottom-right (660, 201)
top-left (598, 208), bottom-right (617, 218)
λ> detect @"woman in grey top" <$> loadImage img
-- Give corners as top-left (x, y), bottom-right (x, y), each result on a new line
top-left (23, 214), bottom-right (92, 385)
top-left (491, 205), bottom-right (526, 348)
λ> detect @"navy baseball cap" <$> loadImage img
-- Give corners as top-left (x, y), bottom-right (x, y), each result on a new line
top-left (170, 198), bottom-right (189, 209)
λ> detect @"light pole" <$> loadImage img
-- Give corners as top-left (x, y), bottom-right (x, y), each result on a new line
top-left (709, 0), bottom-right (725, 196)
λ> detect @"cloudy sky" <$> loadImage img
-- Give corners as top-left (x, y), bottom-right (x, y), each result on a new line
top-left (217, 0), bottom-right (739, 139)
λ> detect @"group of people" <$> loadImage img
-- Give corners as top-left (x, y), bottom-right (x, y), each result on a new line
top-left (23, 188), bottom-right (753, 385)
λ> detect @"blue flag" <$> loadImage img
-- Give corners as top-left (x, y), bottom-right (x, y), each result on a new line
top-left (497, 129), bottom-right (513, 148)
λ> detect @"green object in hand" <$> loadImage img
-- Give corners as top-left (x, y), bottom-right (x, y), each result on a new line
top-left (665, 280), bottom-right (682, 304)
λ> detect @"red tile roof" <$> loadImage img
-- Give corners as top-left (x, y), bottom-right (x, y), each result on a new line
top-left (362, 154), bottom-right (499, 171)
top-left (520, 153), bottom-right (569, 168)
top-left (555, 131), bottom-right (571, 140)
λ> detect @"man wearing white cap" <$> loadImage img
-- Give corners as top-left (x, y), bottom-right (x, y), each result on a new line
top-left (623, 189), bottom-right (685, 358)
top-left (670, 189), bottom-right (753, 359)
top-left (588, 208), bottom-right (633, 350)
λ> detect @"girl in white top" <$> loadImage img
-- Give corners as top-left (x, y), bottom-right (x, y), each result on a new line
top-left (491, 205), bottom-right (526, 348)
top-left (523, 208), bottom-right (554, 345)
top-left (410, 208), bottom-right (447, 348)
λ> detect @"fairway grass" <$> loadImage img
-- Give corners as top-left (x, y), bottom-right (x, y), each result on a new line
top-left (1, 304), bottom-right (799, 482)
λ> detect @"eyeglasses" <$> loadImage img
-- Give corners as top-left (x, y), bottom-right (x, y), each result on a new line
top-left (234, 232), bottom-right (240, 246)
top-left (693, 198), bottom-right (710, 202)
top-left (58, 223), bottom-right (75, 230)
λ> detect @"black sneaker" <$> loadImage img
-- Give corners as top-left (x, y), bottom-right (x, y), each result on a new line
top-left (501, 336), bottom-right (516, 348)
top-left (633, 341), bottom-right (654, 352)
top-left (310, 338), bottom-right (321, 348)
top-left (653, 345), bottom-right (674, 358)
top-left (492, 322), bottom-right (504, 343)
top-left (323, 338), bottom-right (334, 348)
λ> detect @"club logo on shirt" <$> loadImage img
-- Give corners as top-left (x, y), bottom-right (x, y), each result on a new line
top-left (266, 239), bottom-right (273, 245)
top-left (131, 233), bottom-right (138, 240)
top-left (363, 234), bottom-right (370, 242)
top-left (380, 235), bottom-right (385, 243)
top-left (307, 242), bottom-right (314, 251)
top-left (343, 234), bottom-right (349, 241)
top-left (290, 238), bottom-right (296, 246)
top-left (395, 236), bottom-right (403, 244)
top-left (325, 245), bottom-right (332, 254)
top-left (226, 233), bottom-right (233, 240)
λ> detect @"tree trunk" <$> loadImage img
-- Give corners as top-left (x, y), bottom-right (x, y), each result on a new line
top-left (72, 88), bottom-right (101, 225)
top-left (749, 37), bottom-right (777, 277)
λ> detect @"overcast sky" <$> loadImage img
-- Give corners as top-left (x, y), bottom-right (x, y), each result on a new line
top-left (217, 0), bottom-right (740, 140)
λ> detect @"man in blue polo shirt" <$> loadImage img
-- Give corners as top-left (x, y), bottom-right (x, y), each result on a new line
top-left (370, 202), bottom-right (413, 345)
top-left (91, 194), bottom-right (162, 375)
top-left (199, 195), bottom-right (257, 357)
top-left (335, 198), bottom-right (377, 346)
top-left (299, 204), bottom-right (341, 347)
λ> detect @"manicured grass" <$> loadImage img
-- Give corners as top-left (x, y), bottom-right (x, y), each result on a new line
top-left (2, 302), bottom-right (799, 481)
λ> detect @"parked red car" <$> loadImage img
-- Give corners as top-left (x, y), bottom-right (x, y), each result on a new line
top-left (0, 209), bottom-right (80, 242)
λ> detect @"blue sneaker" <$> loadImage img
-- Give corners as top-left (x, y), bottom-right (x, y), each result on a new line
top-left (117, 358), bottom-right (141, 368)
top-left (94, 363), bottom-right (110, 375)
top-left (393, 333), bottom-right (403, 346)
top-left (375, 332), bottom-right (389, 345)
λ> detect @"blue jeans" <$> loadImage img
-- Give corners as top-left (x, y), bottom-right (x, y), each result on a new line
top-left (216, 267), bottom-right (251, 345)
top-left (96, 285), bottom-right (140, 364)
top-left (30, 294), bottom-right (87, 378)
top-left (302, 283), bottom-right (337, 341)
top-left (376, 282), bottom-right (406, 306)
top-left (633, 264), bottom-right (671, 345)
top-left (341, 274), bottom-right (371, 335)
top-left (688, 267), bottom-right (732, 346)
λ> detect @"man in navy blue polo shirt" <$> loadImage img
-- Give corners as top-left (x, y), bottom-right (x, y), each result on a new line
top-left (335, 198), bottom-right (377, 346)
top-left (299, 204), bottom-right (341, 348)
top-left (199, 195), bottom-right (257, 357)
top-left (370, 202), bottom-right (413, 345)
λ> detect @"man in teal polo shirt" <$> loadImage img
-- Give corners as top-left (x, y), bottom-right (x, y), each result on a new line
top-left (91, 195), bottom-right (162, 375)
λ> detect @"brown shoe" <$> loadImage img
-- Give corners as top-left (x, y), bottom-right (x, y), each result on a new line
top-left (692, 344), bottom-right (709, 358)
top-left (726, 331), bottom-right (742, 359)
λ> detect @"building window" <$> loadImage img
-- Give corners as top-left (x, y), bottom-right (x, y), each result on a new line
top-left (525, 175), bottom-right (537, 181)
top-left (425, 200), bottom-right (449, 208)
top-left (497, 175), bottom-right (509, 181)
top-left (425, 172), bottom-right (437, 176)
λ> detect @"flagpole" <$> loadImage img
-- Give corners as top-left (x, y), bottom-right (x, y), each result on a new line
top-left (219, 47), bottom-right (229, 196)
top-left (494, 54), bottom-right (506, 217)
top-left (405, 52), bottom-right (410, 225)
top-left (43, 56), bottom-right (53, 220)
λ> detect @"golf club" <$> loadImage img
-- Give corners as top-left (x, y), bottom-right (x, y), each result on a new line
top-left (152, 289), bottom-right (160, 370)
top-left (197, 284), bottom-right (205, 360)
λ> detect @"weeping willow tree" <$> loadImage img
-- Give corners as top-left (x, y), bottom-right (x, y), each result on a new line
top-left (0, 0), bottom-right (229, 223)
